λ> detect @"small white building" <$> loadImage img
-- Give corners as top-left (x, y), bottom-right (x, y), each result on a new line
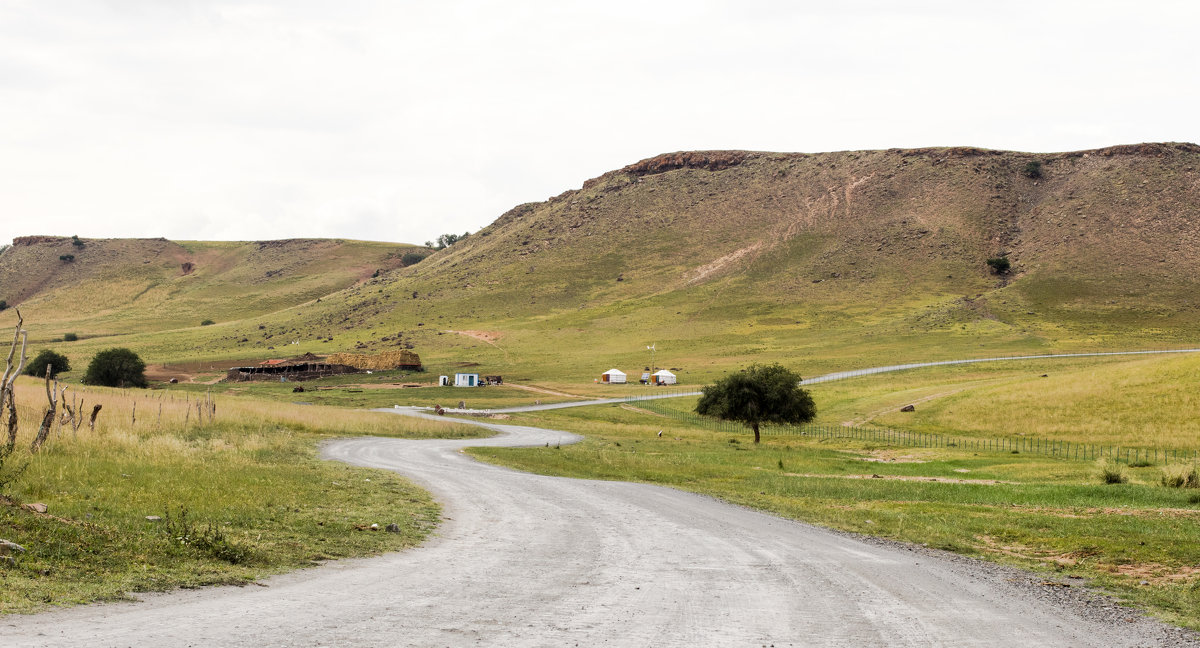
top-left (601, 369), bottom-right (627, 384)
top-left (454, 373), bottom-right (480, 387)
top-left (653, 369), bottom-right (677, 385)
top-left (439, 375), bottom-right (450, 386)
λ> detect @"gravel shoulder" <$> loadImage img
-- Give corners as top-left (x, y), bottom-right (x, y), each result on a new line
top-left (3, 412), bottom-right (1198, 647)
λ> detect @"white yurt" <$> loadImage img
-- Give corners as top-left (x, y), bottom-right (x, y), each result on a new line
top-left (601, 369), bottom-right (627, 384)
top-left (652, 369), bottom-right (677, 385)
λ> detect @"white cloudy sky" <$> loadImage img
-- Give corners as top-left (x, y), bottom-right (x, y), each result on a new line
top-left (1, 0), bottom-right (1196, 246)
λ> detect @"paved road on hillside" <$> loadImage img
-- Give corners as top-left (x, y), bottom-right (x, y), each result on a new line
top-left (5, 413), bottom-right (1197, 647)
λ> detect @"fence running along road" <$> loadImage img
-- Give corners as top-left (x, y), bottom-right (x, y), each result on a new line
top-left (635, 399), bottom-right (1200, 466)
top-left (411, 347), bottom-right (1200, 463)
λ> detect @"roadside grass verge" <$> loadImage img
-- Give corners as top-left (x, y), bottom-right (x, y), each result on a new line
top-left (466, 401), bottom-right (1200, 630)
top-left (0, 379), bottom-right (478, 614)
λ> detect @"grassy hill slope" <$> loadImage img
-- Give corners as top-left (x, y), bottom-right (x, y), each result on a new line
top-left (0, 237), bottom-right (423, 342)
top-left (281, 142), bottom-right (1200, 382)
top-left (5, 143), bottom-right (1199, 384)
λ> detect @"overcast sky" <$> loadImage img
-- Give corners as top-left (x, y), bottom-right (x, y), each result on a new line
top-left (1, 1), bottom-right (1197, 247)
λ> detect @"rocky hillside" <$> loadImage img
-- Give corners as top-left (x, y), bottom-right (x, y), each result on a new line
top-left (5, 143), bottom-right (1198, 377)
top-left (353, 142), bottom-right (1199, 373)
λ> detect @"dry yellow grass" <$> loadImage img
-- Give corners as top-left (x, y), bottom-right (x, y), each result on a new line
top-left (325, 350), bottom-right (422, 371)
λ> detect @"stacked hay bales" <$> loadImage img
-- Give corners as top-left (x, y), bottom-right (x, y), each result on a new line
top-left (326, 350), bottom-right (422, 371)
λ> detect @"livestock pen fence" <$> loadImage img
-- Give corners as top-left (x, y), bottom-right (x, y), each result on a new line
top-left (630, 393), bottom-right (1200, 466)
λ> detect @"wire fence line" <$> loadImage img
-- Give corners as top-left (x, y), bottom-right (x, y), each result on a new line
top-left (440, 347), bottom-right (1200, 463)
top-left (797, 348), bottom-right (1200, 385)
top-left (634, 397), bottom-right (1200, 465)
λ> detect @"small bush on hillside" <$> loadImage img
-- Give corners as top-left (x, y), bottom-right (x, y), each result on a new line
top-left (0, 300), bottom-right (7, 311)
top-left (71, 235), bottom-right (85, 248)
top-left (986, 256), bottom-right (1011, 274)
top-left (62, 332), bottom-right (78, 342)
top-left (1022, 161), bottom-right (1042, 179)
top-left (401, 252), bottom-right (428, 266)
top-left (1096, 458), bottom-right (1128, 485)
top-left (1160, 464), bottom-right (1200, 489)
top-left (427, 232), bottom-right (470, 250)
top-left (24, 349), bottom-right (71, 379)
top-left (59, 254), bottom-right (75, 262)
top-left (84, 348), bottom-right (148, 388)
top-left (200, 319), bottom-right (215, 326)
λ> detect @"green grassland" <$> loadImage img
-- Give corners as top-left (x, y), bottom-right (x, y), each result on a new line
top-left (0, 380), bottom-right (483, 613)
top-left (466, 353), bottom-right (1200, 629)
top-left (4, 144), bottom-right (1200, 622)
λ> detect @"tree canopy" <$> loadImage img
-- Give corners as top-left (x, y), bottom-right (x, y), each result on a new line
top-left (83, 348), bottom-right (148, 388)
top-left (24, 349), bottom-right (71, 379)
top-left (694, 364), bottom-right (816, 443)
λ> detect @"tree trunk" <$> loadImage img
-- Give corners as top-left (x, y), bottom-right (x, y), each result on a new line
top-left (30, 367), bottom-right (56, 453)
top-left (4, 389), bottom-right (16, 451)
top-left (30, 409), bottom-right (54, 453)
top-left (752, 421), bottom-right (760, 444)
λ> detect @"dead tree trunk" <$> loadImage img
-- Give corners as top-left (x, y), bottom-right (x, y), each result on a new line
top-left (30, 366), bottom-right (59, 453)
top-left (89, 404), bottom-right (103, 431)
top-left (1, 309), bottom-right (29, 451)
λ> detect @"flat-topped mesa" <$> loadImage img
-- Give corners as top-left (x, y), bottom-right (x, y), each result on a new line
top-left (583, 150), bottom-right (757, 190)
top-left (12, 236), bottom-right (70, 246)
top-left (622, 150), bottom-right (755, 176)
top-left (1091, 142), bottom-right (1200, 157)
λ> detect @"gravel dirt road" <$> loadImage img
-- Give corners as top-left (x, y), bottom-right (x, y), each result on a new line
top-left (4, 413), bottom-right (1198, 647)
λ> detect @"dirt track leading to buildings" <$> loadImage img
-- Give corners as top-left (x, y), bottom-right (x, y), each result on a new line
top-left (5, 411), bottom-right (1198, 647)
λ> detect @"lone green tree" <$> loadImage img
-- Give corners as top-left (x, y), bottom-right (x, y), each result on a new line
top-left (84, 348), bottom-right (148, 388)
top-left (24, 349), bottom-right (71, 379)
top-left (695, 363), bottom-right (816, 443)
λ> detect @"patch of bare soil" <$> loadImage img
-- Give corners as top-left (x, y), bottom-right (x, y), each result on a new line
top-left (976, 535), bottom-right (1097, 566)
top-left (847, 448), bottom-right (929, 463)
top-left (619, 404), bottom-right (668, 417)
top-left (1108, 563), bottom-right (1200, 585)
top-left (754, 468), bottom-right (1014, 485)
top-left (145, 363), bottom-right (229, 384)
top-left (506, 383), bottom-right (585, 399)
top-left (976, 535), bottom-right (1200, 584)
top-left (1004, 504), bottom-right (1200, 520)
top-left (327, 383), bottom-right (428, 390)
top-left (686, 242), bottom-right (762, 285)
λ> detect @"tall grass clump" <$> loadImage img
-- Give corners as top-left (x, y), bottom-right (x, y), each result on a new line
top-left (1160, 463), bottom-right (1200, 489)
top-left (1096, 458), bottom-right (1128, 484)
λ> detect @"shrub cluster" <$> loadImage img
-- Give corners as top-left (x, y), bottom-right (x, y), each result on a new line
top-left (23, 349), bottom-right (71, 379)
top-left (986, 256), bottom-right (1011, 274)
top-left (1160, 464), bottom-right (1200, 489)
top-left (83, 348), bottom-right (148, 388)
top-left (1096, 458), bottom-right (1128, 484)
top-left (162, 508), bottom-right (253, 564)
